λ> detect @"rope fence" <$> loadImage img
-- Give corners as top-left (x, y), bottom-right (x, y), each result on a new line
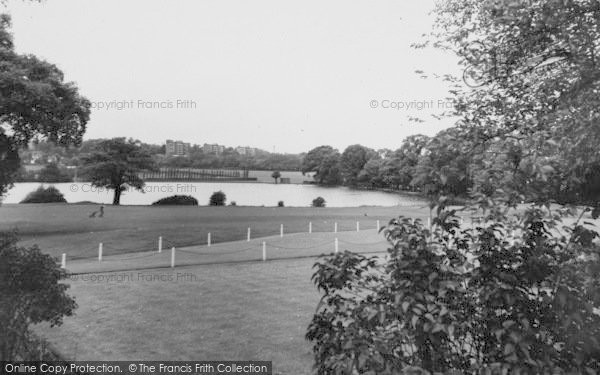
top-left (57, 218), bottom-right (403, 272)
top-left (56, 215), bottom-right (488, 273)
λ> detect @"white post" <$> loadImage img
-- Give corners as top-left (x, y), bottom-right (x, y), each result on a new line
top-left (171, 247), bottom-right (176, 268)
top-left (309, 222), bottom-right (312, 233)
top-left (262, 241), bottom-right (266, 261)
top-left (335, 238), bottom-right (339, 253)
top-left (158, 236), bottom-right (163, 253)
top-left (280, 224), bottom-right (284, 237)
top-left (98, 243), bottom-right (103, 262)
top-left (207, 232), bottom-right (211, 247)
top-left (61, 253), bottom-right (66, 269)
top-left (334, 222), bottom-right (338, 233)
top-left (247, 227), bottom-right (251, 242)
top-left (356, 221), bottom-right (360, 232)
top-left (377, 220), bottom-right (380, 229)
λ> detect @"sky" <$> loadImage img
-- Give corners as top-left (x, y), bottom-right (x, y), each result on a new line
top-left (6, 0), bottom-right (461, 154)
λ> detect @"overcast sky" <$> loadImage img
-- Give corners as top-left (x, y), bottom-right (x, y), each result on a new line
top-left (6, 0), bottom-right (460, 154)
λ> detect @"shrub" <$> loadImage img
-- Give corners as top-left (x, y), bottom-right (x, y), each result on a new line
top-left (278, 200), bottom-right (284, 207)
top-left (152, 195), bottom-right (198, 206)
top-left (0, 231), bottom-right (77, 360)
top-left (306, 197), bottom-right (600, 373)
top-left (312, 196), bottom-right (326, 207)
top-left (230, 201), bottom-right (237, 206)
top-left (20, 186), bottom-right (66, 204)
top-left (209, 191), bottom-right (226, 206)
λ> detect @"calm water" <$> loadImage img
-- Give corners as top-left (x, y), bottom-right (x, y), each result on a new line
top-left (3, 182), bottom-right (426, 207)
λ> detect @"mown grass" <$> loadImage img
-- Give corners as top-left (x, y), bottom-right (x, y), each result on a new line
top-left (34, 257), bottom-right (350, 375)
top-left (0, 204), bottom-right (431, 258)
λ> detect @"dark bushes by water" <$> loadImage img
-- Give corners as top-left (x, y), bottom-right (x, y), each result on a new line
top-left (209, 191), bottom-right (226, 206)
top-left (312, 196), bottom-right (326, 207)
top-left (152, 195), bottom-right (198, 206)
top-left (20, 186), bottom-right (66, 203)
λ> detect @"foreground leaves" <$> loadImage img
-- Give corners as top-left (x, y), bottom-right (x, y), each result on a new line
top-left (307, 202), bottom-right (600, 374)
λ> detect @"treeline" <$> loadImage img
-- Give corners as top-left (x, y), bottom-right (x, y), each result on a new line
top-left (302, 136), bottom-right (429, 192)
top-left (302, 129), bottom-right (600, 205)
top-left (17, 139), bottom-right (304, 182)
top-left (159, 145), bottom-right (303, 171)
top-left (18, 133), bottom-right (600, 206)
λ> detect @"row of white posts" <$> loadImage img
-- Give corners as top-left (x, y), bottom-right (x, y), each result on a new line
top-left (165, 238), bottom-right (341, 268)
top-left (60, 236), bottom-right (347, 271)
top-left (59, 219), bottom-right (386, 269)
top-left (58, 217), bottom-right (469, 270)
top-left (242, 220), bottom-right (380, 241)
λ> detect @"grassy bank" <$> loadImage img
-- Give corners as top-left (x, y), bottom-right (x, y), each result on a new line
top-left (35, 257), bottom-right (325, 374)
top-left (0, 204), bottom-right (431, 259)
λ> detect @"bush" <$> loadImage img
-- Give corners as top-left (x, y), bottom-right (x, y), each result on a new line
top-left (312, 196), bottom-right (326, 207)
top-left (230, 201), bottom-right (237, 206)
top-left (278, 200), bottom-right (284, 207)
top-left (0, 231), bottom-right (77, 360)
top-left (209, 191), bottom-right (226, 206)
top-left (20, 186), bottom-right (66, 203)
top-left (306, 197), bottom-right (600, 373)
top-left (152, 195), bottom-right (198, 206)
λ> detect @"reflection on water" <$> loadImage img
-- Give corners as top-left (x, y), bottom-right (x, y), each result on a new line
top-left (3, 182), bottom-right (426, 207)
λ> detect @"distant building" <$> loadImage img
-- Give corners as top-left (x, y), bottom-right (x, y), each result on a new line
top-left (235, 146), bottom-right (257, 156)
top-left (203, 143), bottom-right (225, 155)
top-left (166, 140), bottom-right (191, 156)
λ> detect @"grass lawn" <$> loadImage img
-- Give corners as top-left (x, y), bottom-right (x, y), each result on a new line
top-left (35, 256), bottom-right (366, 375)
top-left (0, 204), bottom-right (431, 259)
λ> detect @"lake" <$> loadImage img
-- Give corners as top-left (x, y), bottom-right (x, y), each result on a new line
top-left (3, 182), bottom-right (427, 208)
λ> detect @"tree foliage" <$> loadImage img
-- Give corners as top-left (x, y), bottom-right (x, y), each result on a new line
top-left (209, 191), bottom-right (226, 206)
top-left (306, 1), bottom-right (600, 373)
top-left (340, 145), bottom-right (377, 187)
top-left (0, 232), bottom-right (77, 360)
top-left (312, 196), bottom-right (326, 208)
top-left (80, 138), bottom-right (156, 205)
top-left (307, 197), bottom-right (600, 373)
top-left (411, 129), bottom-right (471, 200)
top-left (422, 0), bottom-right (600, 207)
top-left (20, 186), bottom-right (66, 204)
top-left (0, 14), bottom-right (90, 197)
top-left (302, 146), bottom-right (343, 185)
top-left (152, 195), bottom-right (198, 206)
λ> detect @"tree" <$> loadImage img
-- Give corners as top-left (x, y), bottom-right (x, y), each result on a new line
top-left (0, 15), bottom-right (90, 198)
top-left (339, 145), bottom-right (376, 186)
top-left (357, 157), bottom-right (384, 188)
top-left (209, 191), bottom-right (226, 206)
top-left (307, 1), bottom-right (600, 372)
top-left (80, 138), bottom-right (156, 205)
top-left (271, 170), bottom-right (281, 184)
top-left (0, 232), bottom-right (77, 360)
top-left (307, 202), bottom-right (600, 373)
top-left (424, 0), bottom-right (600, 207)
top-left (411, 129), bottom-right (471, 200)
top-left (302, 146), bottom-right (342, 185)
